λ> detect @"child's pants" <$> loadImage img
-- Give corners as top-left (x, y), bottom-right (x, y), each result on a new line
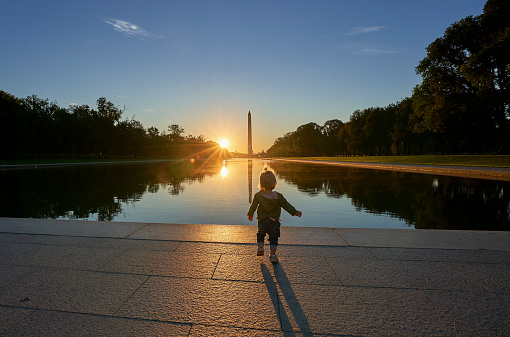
top-left (257, 217), bottom-right (280, 247)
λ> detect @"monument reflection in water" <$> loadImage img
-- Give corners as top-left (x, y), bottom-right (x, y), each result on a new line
top-left (1, 159), bottom-right (508, 230)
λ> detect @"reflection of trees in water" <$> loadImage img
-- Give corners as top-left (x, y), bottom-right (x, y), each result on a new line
top-left (267, 161), bottom-right (510, 230)
top-left (0, 161), bottom-right (221, 221)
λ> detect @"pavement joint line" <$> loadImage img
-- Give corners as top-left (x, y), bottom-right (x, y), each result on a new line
top-left (112, 275), bottom-right (152, 317)
top-left (446, 266), bottom-right (495, 293)
top-left (365, 247), bottom-right (381, 259)
top-left (324, 257), bottom-right (345, 286)
top-left (123, 223), bottom-right (150, 239)
top-left (96, 247), bottom-right (131, 271)
top-left (210, 253), bottom-right (222, 279)
top-left (331, 228), bottom-right (353, 246)
top-left (0, 304), bottom-right (195, 328)
top-left (187, 323), bottom-right (286, 336)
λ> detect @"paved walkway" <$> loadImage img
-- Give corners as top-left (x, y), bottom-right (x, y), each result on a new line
top-left (0, 218), bottom-right (509, 336)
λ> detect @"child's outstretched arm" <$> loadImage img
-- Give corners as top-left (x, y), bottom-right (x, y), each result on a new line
top-left (247, 193), bottom-right (258, 222)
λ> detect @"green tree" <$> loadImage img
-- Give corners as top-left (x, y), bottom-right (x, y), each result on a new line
top-left (293, 122), bottom-right (324, 156)
top-left (21, 95), bottom-right (64, 157)
top-left (117, 118), bottom-right (146, 157)
top-left (414, 0), bottom-right (510, 153)
top-left (363, 106), bottom-right (395, 155)
top-left (70, 104), bottom-right (94, 157)
top-left (463, 0), bottom-right (510, 152)
top-left (321, 119), bottom-right (344, 156)
top-left (337, 123), bottom-right (349, 156)
top-left (345, 110), bottom-right (368, 155)
top-left (267, 132), bottom-right (294, 157)
top-left (168, 124), bottom-right (185, 142)
top-left (146, 126), bottom-right (160, 139)
top-left (414, 16), bottom-right (479, 153)
top-left (0, 90), bottom-right (25, 158)
top-left (93, 97), bottom-right (124, 157)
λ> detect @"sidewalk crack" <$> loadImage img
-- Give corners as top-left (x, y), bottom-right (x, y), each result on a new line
top-left (332, 229), bottom-right (352, 246)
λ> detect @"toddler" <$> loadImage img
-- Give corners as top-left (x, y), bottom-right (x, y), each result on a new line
top-left (247, 168), bottom-right (302, 263)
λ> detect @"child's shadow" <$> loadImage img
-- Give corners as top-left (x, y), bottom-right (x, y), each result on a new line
top-left (261, 263), bottom-right (312, 335)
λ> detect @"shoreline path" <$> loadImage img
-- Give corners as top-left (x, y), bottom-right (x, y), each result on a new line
top-left (274, 158), bottom-right (510, 182)
top-left (0, 218), bottom-right (509, 336)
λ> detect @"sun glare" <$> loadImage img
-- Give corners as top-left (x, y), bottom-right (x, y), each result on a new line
top-left (219, 139), bottom-right (229, 148)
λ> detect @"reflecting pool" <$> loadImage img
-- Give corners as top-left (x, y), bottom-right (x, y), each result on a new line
top-left (1, 159), bottom-right (508, 230)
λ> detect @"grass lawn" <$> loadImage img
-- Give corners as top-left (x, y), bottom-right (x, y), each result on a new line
top-left (279, 155), bottom-right (510, 168)
top-left (0, 158), bottom-right (173, 166)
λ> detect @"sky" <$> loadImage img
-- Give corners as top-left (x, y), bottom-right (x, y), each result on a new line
top-left (0, 0), bottom-right (487, 153)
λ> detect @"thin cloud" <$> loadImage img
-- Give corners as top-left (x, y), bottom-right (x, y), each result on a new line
top-left (105, 18), bottom-right (165, 39)
top-left (345, 26), bottom-right (385, 36)
top-left (341, 43), bottom-right (398, 55)
top-left (359, 48), bottom-right (397, 55)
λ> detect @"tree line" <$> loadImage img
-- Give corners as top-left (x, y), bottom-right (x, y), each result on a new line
top-left (0, 92), bottom-right (228, 160)
top-left (266, 0), bottom-right (509, 157)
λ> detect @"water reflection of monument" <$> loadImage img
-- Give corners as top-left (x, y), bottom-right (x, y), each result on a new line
top-left (248, 111), bottom-right (253, 203)
top-left (248, 159), bottom-right (253, 203)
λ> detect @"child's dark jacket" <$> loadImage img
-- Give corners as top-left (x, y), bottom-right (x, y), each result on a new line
top-left (247, 191), bottom-right (298, 220)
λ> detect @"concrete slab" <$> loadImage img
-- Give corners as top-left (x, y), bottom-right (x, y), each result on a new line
top-left (275, 283), bottom-right (458, 335)
top-left (278, 227), bottom-right (348, 246)
top-left (188, 325), bottom-right (291, 336)
top-left (127, 223), bottom-right (257, 243)
top-left (0, 242), bottom-right (42, 262)
top-left (0, 265), bottom-right (40, 288)
top-left (277, 245), bottom-right (376, 259)
top-left (99, 250), bottom-right (221, 278)
top-left (213, 255), bottom-right (341, 286)
top-left (368, 247), bottom-right (482, 262)
top-left (327, 258), bottom-right (490, 291)
top-left (15, 235), bottom-right (180, 251)
top-left (446, 262), bottom-right (510, 293)
top-left (472, 249), bottom-right (510, 264)
top-left (0, 218), bottom-right (144, 238)
top-left (1, 310), bottom-right (191, 337)
top-left (335, 227), bottom-right (510, 250)
top-left (0, 268), bottom-right (148, 315)
top-left (0, 306), bottom-right (35, 334)
top-left (212, 255), bottom-right (273, 283)
top-left (0, 233), bottom-right (28, 243)
top-left (115, 276), bottom-right (282, 331)
top-left (127, 223), bottom-right (349, 246)
top-left (9, 245), bottom-right (126, 270)
top-left (369, 247), bottom-right (510, 265)
top-left (1, 218), bottom-right (509, 335)
top-left (424, 290), bottom-right (510, 336)
top-left (176, 242), bottom-right (256, 255)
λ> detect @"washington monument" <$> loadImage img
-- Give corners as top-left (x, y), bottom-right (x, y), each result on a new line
top-left (248, 111), bottom-right (253, 156)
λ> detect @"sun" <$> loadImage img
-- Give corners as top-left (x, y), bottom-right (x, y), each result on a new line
top-left (219, 139), bottom-right (229, 148)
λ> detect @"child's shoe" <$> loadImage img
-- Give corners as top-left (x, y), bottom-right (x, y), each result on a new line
top-left (257, 245), bottom-right (264, 256)
top-left (269, 255), bottom-right (279, 263)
